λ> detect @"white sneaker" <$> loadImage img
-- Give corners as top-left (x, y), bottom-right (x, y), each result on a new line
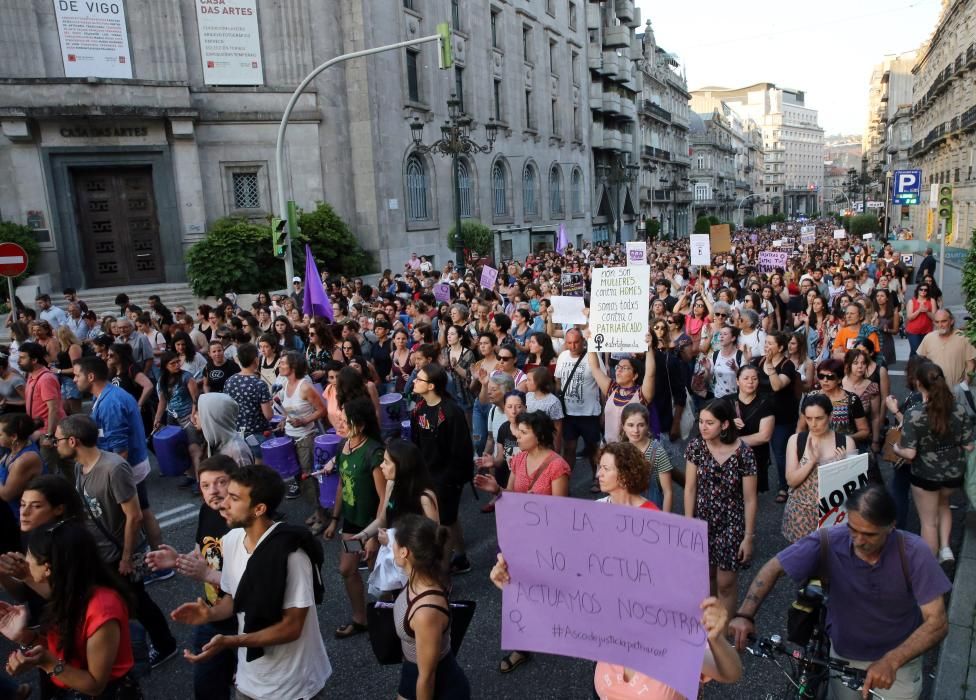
top-left (938, 546), bottom-right (955, 563)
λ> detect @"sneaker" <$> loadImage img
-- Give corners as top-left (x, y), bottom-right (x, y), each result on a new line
top-left (142, 568), bottom-right (175, 586)
top-left (450, 555), bottom-right (472, 576)
top-left (938, 546), bottom-right (955, 563)
top-left (286, 481), bottom-right (301, 500)
top-left (148, 644), bottom-right (179, 669)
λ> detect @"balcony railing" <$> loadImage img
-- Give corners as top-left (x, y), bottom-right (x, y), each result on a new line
top-left (962, 104), bottom-right (976, 131)
top-left (640, 100), bottom-right (671, 123)
top-left (641, 145), bottom-right (671, 161)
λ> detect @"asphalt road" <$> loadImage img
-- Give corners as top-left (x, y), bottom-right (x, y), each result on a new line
top-left (5, 263), bottom-right (966, 699)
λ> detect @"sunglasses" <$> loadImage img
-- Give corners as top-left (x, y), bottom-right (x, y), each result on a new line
top-left (817, 373), bottom-right (837, 381)
top-left (714, 313), bottom-right (727, 318)
top-left (498, 355), bottom-right (515, 361)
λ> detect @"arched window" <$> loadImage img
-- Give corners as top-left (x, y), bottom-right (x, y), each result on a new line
top-left (571, 168), bottom-right (583, 215)
top-left (458, 159), bottom-right (472, 218)
top-left (492, 160), bottom-right (509, 217)
top-left (405, 156), bottom-right (429, 220)
top-left (549, 165), bottom-right (564, 217)
top-left (523, 163), bottom-right (538, 217)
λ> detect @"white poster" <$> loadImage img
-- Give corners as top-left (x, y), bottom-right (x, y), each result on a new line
top-left (817, 453), bottom-right (870, 528)
top-left (833, 229), bottom-right (847, 240)
top-left (690, 234), bottom-right (711, 266)
top-left (588, 265), bottom-right (650, 354)
top-left (196, 0), bottom-right (264, 86)
top-left (53, 0), bottom-right (133, 79)
top-left (625, 242), bottom-right (646, 266)
top-left (550, 296), bottom-right (587, 325)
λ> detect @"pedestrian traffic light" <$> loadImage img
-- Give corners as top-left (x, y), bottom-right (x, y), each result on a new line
top-left (436, 22), bottom-right (453, 70)
top-left (272, 217), bottom-right (287, 258)
top-left (937, 184), bottom-right (953, 220)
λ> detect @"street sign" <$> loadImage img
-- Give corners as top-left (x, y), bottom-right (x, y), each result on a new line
top-left (0, 242), bottom-right (28, 277)
top-left (892, 170), bottom-right (922, 205)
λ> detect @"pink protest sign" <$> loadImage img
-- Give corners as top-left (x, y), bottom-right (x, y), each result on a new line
top-left (433, 282), bottom-right (451, 302)
top-left (480, 265), bottom-right (499, 290)
top-left (496, 493), bottom-right (709, 700)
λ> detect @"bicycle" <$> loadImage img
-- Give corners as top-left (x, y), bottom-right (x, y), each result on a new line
top-left (746, 580), bottom-right (886, 699)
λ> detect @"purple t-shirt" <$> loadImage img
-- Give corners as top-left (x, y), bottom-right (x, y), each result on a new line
top-left (777, 525), bottom-right (951, 661)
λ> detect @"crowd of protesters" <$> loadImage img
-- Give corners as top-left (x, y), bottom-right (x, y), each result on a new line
top-left (0, 217), bottom-right (970, 699)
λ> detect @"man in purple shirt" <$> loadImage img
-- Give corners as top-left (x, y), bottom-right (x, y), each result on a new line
top-left (729, 485), bottom-right (950, 700)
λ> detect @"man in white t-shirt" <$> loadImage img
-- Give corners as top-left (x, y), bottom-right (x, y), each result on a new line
top-left (174, 464), bottom-right (331, 700)
top-left (554, 329), bottom-right (602, 473)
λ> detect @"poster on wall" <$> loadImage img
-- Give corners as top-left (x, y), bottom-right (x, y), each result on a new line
top-left (196, 0), bottom-right (264, 86)
top-left (53, 0), bottom-right (133, 79)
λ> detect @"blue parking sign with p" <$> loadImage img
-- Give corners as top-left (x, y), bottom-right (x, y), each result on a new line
top-left (893, 170), bottom-right (921, 205)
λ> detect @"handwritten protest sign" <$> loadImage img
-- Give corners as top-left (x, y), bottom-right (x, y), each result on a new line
top-left (496, 493), bottom-right (709, 700)
top-left (589, 265), bottom-right (649, 353)
top-left (709, 224), bottom-right (731, 253)
top-left (480, 265), bottom-right (499, 290)
top-left (626, 242), bottom-right (646, 266)
top-left (833, 229), bottom-right (847, 240)
top-left (551, 296), bottom-right (587, 325)
top-left (817, 453), bottom-right (870, 527)
top-left (801, 230), bottom-right (816, 245)
top-left (561, 272), bottom-right (585, 297)
top-left (433, 282), bottom-right (451, 303)
top-left (757, 251), bottom-right (788, 273)
top-left (689, 234), bottom-right (711, 266)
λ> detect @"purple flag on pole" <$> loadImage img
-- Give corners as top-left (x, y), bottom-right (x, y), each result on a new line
top-left (556, 222), bottom-right (569, 254)
top-left (303, 244), bottom-right (334, 321)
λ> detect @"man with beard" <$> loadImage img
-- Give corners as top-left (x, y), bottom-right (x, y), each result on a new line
top-left (917, 309), bottom-right (976, 386)
top-left (172, 464), bottom-right (330, 700)
top-left (149, 456), bottom-right (238, 700)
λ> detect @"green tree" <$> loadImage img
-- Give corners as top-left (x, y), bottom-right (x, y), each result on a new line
top-left (644, 218), bottom-right (661, 242)
top-left (447, 220), bottom-right (493, 256)
top-left (848, 214), bottom-right (879, 237)
top-left (694, 216), bottom-right (712, 234)
top-left (298, 202), bottom-right (372, 275)
top-left (187, 217), bottom-right (292, 297)
top-left (707, 215), bottom-right (720, 227)
top-left (0, 221), bottom-right (41, 295)
top-left (743, 216), bottom-right (757, 229)
top-left (963, 230), bottom-right (976, 345)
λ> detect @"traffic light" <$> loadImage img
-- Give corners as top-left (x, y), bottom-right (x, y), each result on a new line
top-left (436, 22), bottom-right (453, 69)
top-left (937, 184), bottom-right (953, 220)
top-left (272, 217), bottom-right (287, 258)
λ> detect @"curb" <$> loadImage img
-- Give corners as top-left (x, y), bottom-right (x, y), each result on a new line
top-left (932, 509), bottom-right (976, 699)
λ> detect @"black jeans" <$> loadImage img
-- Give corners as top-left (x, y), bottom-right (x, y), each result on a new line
top-left (126, 577), bottom-right (176, 654)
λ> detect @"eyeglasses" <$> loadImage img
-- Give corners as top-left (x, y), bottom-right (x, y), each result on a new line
top-left (498, 355), bottom-right (515, 361)
top-left (414, 376), bottom-right (429, 385)
top-left (52, 435), bottom-right (72, 443)
top-left (714, 313), bottom-right (727, 318)
top-left (817, 373), bottom-right (837, 381)
top-left (918, 288), bottom-right (928, 293)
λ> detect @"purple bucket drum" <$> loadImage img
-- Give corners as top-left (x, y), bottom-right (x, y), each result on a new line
top-left (153, 426), bottom-right (190, 477)
top-left (400, 419), bottom-right (411, 441)
top-left (261, 436), bottom-right (301, 479)
top-left (379, 393), bottom-right (405, 435)
top-left (314, 434), bottom-right (343, 509)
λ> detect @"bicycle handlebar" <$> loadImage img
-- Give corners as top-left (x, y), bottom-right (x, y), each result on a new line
top-left (746, 635), bottom-right (886, 699)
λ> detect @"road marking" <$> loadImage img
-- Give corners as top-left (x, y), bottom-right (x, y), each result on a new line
top-left (155, 503), bottom-right (197, 519)
top-left (159, 510), bottom-right (199, 530)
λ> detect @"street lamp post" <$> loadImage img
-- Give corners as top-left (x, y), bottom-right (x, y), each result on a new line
top-left (410, 93), bottom-right (497, 272)
top-left (597, 156), bottom-right (640, 243)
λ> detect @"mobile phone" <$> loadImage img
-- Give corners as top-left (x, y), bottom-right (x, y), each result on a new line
top-left (342, 538), bottom-right (364, 554)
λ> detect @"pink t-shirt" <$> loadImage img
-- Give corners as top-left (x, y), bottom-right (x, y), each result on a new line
top-left (510, 451), bottom-right (571, 495)
top-left (594, 662), bottom-right (705, 700)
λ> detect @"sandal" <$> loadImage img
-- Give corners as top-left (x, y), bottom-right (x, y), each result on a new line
top-left (499, 650), bottom-right (531, 673)
top-left (334, 621), bottom-right (368, 639)
top-left (308, 519), bottom-right (326, 536)
top-left (775, 490), bottom-right (788, 504)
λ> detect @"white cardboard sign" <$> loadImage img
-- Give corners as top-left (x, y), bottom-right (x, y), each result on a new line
top-left (588, 265), bottom-right (650, 354)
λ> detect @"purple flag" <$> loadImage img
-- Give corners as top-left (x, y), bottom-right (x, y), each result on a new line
top-left (556, 222), bottom-right (569, 254)
top-left (303, 244), bottom-right (334, 321)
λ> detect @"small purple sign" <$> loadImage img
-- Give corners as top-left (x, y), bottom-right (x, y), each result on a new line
top-left (750, 234), bottom-right (759, 244)
top-left (433, 282), bottom-right (451, 302)
top-left (480, 265), bottom-right (499, 290)
top-left (496, 493), bottom-right (709, 700)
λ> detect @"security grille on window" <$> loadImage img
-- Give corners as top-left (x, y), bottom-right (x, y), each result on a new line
top-left (406, 156), bottom-right (429, 220)
top-left (458, 160), bottom-right (472, 218)
top-left (523, 164), bottom-right (538, 217)
top-left (549, 166), bottom-right (564, 216)
top-left (493, 162), bottom-right (509, 216)
top-left (232, 172), bottom-right (260, 209)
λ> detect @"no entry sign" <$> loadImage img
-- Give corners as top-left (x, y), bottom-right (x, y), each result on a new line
top-left (0, 243), bottom-right (28, 278)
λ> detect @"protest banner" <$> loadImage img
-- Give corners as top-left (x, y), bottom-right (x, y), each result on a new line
top-left (772, 240), bottom-right (783, 248)
top-left (433, 282), bottom-right (451, 303)
top-left (561, 272), bottom-right (585, 297)
top-left (496, 493), bottom-right (709, 700)
top-left (589, 265), bottom-right (650, 353)
top-left (689, 234), bottom-right (711, 266)
top-left (757, 251), bottom-right (788, 273)
top-left (800, 230), bottom-right (816, 245)
top-left (480, 265), bottom-right (499, 290)
top-left (709, 224), bottom-right (732, 253)
top-left (626, 242), bottom-right (646, 266)
top-left (817, 453), bottom-right (870, 528)
top-left (749, 234), bottom-right (759, 244)
top-left (550, 296), bottom-right (587, 325)
top-left (833, 229), bottom-right (847, 240)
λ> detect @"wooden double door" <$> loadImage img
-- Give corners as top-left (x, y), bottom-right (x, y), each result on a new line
top-left (72, 167), bottom-right (165, 287)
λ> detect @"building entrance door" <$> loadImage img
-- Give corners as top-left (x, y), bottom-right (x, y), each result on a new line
top-left (72, 168), bottom-right (165, 287)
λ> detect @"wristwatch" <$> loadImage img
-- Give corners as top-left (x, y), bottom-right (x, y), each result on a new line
top-left (49, 659), bottom-right (65, 677)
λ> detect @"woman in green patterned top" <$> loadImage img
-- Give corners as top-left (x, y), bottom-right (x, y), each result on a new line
top-left (323, 395), bottom-right (387, 639)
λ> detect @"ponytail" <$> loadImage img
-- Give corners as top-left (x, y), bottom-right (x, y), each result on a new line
top-left (394, 513), bottom-right (451, 589)
top-left (916, 362), bottom-right (954, 436)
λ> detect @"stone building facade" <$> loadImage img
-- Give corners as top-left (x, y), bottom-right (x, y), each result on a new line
top-left (0, 0), bottom-right (592, 290)
top-left (688, 110), bottom-right (737, 223)
top-left (908, 0), bottom-right (976, 245)
top-left (635, 21), bottom-right (691, 239)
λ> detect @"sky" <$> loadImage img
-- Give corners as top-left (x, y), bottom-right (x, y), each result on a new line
top-left (635, 0), bottom-right (945, 136)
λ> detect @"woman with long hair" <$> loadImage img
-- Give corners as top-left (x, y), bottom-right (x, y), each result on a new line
top-left (782, 394), bottom-right (857, 543)
top-left (273, 315), bottom-right (304, 352)
top-left (257, 333), bottom-right (281, 390)
top-left (892, 362), bottom-right (976, 561)
top-left (154, 350), bottom-right (204, 484)
top-left (884, 356), bottom-right (926, 529)
top-left (306, 319), bottom-right (339, 384)
top-left (588, 351), bottom-right (656, 449)
top-left (871, 288), bottom-right (900, 366)
top-left (0, 414), bottom-right (43, 551)
top-left (732, 365), bottom-right (775, 494)
top-left (0, 351), bottom-right (26, 413)
top-left (787, 331), bottom-right (814, 393)
top-left (521, 332), bottom-right (557, 378)
top-left (53, 327), bottom-right (83, 415)
top-left (752, 331), bottom-right (798, 504)
top-left (323, 396), bottom-right (387, 639)
top-left (684, 398), bottom-right (758, 618)
top-left (905, 283), bottom-right (936, 358)
top-left (172, 330), bottom-right (207, 382)
top-left (618, 403), bottom-right (674, 511)
top-left (106, 343), bottom-right (157, 438)
top-left (391, 329), bottom-right (415, 395)
top-left (438, 325), bottom-right (475, 412)
top-left (391, 514), bottom-right (470, 699)
top-left (0, 520), bottom-right (139, 697)
top-left (842, 348), bottom-right (882, 454)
